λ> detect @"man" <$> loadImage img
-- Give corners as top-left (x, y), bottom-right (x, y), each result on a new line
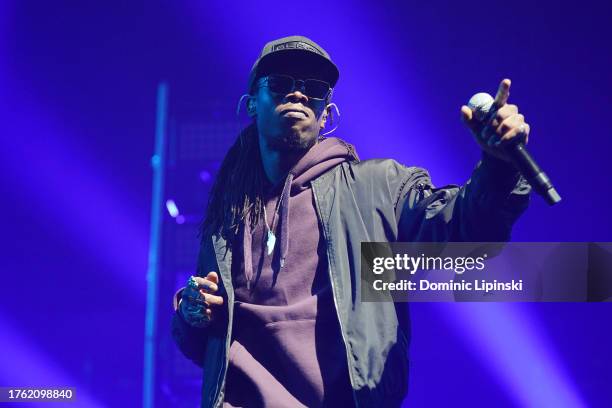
top-left (172, 35), bottom-right (531, 407)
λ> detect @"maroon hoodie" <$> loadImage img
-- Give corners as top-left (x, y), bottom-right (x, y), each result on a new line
top-left (223, 138), bottom-right (357, 407)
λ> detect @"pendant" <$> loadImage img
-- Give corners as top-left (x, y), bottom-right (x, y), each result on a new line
top-left (266, 230), bottom-right (276, 255)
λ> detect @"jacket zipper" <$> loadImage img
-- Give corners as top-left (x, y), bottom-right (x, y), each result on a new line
top-left (212, 347), bottom-right (226, 407)
top-left (212, 302), bottom-right (233, 408)
top-left (417, 182), bottom-right (425, 199)
top-left (311, 180), bottom-right (360, 407)
top-left (211, 238), bottom-right (234, 408)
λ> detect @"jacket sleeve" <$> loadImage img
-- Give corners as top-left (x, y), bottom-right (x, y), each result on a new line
top-left (396, 153), bottom-right (531, 242)
top-left (170, 238), bottom-right (215, 368)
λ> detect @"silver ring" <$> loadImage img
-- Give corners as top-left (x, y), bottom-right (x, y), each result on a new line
top-left (187, 276), bottom-right (199, 290)
top-left (519, 124), bottom-right (526, 134)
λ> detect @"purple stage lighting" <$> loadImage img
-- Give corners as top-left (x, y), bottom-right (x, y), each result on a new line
top-left (442, 304), bottom-right (587, 408)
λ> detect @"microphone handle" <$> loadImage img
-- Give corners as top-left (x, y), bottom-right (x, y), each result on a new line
top-left (507, 143), bottom-right (561, 205)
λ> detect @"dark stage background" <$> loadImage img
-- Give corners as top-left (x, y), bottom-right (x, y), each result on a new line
top-left (0, 1), bottom-right (610, 407)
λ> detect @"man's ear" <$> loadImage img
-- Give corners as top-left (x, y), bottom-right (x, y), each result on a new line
top-left (247, 97), bottom-right (257, 118)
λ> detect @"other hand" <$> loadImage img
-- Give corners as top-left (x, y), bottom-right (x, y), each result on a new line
top-left (179, 271), bottom-right (223, 328)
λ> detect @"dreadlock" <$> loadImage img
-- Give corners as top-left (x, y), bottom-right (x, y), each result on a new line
top-left (201, 122), bottom-right (266, 243)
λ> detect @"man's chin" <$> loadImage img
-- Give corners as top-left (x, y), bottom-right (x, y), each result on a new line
top-left (271, 131), bottom-right (318, 152)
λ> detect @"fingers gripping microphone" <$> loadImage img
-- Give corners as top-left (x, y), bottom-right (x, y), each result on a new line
top-left (468, 93), bottom-right (561, 206)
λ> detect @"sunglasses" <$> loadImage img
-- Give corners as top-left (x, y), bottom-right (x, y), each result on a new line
top-left (257, 74), bottom-right (332, 101)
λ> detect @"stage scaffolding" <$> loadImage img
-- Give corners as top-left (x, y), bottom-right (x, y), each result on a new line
top-left (143, 83), bottom-right (239, 407)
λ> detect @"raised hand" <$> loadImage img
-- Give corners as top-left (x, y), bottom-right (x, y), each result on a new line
top-left (461, 79), bottom-right (531, 163)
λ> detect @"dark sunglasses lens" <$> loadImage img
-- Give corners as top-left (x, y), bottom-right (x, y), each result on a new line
top-left (267, 75), bottom-right (294, 94)
top-left (304, 80), bottom-right (330, 99)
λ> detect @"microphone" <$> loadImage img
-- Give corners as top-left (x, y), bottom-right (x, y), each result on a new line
top-left (468, 93), bottom-right (561, 206)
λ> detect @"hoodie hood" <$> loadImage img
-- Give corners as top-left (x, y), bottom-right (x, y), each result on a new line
top-left (289, 137), bottom-right (358, 193)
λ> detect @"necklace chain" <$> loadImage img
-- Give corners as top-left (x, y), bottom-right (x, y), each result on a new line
top-left (261, 185), bottom-right (287, 256)
top-left (263, 186), bottom-right (285, 233)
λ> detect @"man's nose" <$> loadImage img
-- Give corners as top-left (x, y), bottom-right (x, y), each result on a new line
top-left (286, 90), bottom-right (309, 104)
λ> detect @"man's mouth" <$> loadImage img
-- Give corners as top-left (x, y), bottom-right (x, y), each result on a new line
top-left (280, 108), bottom-right (308, 119)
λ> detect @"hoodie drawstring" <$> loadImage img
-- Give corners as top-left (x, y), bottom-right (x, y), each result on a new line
top-left (279, 173), bottom-right (293, 268)
top-left (243, 220), bottom-right (253, 290)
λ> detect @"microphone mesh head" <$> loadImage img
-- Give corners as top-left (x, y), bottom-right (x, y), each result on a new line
top-left (467, 92), bottom-right (494, 122)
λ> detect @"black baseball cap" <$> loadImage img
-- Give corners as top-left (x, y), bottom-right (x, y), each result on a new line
top-left (248, 35), bottom-right (340, 93)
